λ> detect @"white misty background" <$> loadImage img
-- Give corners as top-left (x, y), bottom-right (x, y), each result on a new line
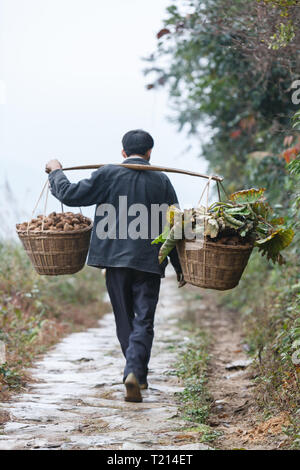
top-left (0, 0), bottom-right (209, 238)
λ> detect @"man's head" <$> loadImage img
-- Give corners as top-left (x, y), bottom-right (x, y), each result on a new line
top-left (122, 129), bottom-right (154, 161)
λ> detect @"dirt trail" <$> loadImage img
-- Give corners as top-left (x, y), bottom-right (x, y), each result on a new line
top-left (187, 286), bottom-right (289, 450)
top-left (0, 274), bottom-right (210, 451)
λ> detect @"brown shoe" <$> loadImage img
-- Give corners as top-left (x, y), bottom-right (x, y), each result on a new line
top-left (124, 373), bottom-right (142, 403)
top-left (140, 383), bottom-right (148, 390)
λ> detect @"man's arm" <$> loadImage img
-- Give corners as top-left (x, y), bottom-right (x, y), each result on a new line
top-left (46, 159), bottom-right (107, 207)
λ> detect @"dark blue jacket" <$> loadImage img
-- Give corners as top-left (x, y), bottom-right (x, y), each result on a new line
top-left (48, 157), bottom-right (182, 277)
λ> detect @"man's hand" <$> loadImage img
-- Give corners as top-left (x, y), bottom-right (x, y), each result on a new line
top-left (177, 272), bottom-right (186, 288)
top-left (45, 159), bottom-right (62, 174)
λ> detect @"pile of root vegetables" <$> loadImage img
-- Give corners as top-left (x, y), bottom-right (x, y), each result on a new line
top-left (16, 212), bottom-right (92, 233)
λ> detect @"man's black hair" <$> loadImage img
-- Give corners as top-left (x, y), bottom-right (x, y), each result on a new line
top-left (122, 129), bottom-right (154, 157)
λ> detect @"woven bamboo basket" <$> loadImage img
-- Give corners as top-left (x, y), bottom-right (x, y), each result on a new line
top-left (177, 238), bottom-right (253, 291)
top-left (17, 223), bottom-right (92, 276)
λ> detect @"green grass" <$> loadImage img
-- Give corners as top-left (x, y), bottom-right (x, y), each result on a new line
top-left (183, 424), bottom-right (222, 443)
top-left (173, 323), bottom-right (220, 443)
top-left (172, 323), bottom-right (222, 445)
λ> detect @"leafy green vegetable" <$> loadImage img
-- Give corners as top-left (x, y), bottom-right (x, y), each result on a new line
top-left (205, 218), bottom-right (219, 238)
top-left (252, 201), bottom-right (272, 219)
top-left (152, 224), bottom-right (171, 245)
top-left (255, 227), bottom-right (295, 263)
top-left (158, 225), bottom-right (181, 264)
top-left (154, 187), bottom-right (294, 265)
top-left (166, 205), bottom-right (182, 226)
top-left (230, 188), bottom-right (266, 204)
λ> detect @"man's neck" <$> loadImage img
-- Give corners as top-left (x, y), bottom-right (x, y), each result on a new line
top-left (124, 155), bottom-right (149, 161)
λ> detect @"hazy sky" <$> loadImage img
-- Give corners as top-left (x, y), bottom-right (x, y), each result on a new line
top-left (0, 0), bottom-right (209, 235)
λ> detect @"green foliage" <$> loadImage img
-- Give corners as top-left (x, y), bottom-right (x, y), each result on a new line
top-left (183, 424), bottom-right (222, 443)
top-left (0, 364), bottom-right (22, 390)
top-left (268, 21), bottom-right (295, 49)
top-left (257, 1), bottom-right (298, 48)
top-left (174, 327), bottom-right (213, 427)
top-left (288, 156), bottom-right (300, 176)
top-left (292, 111), bottom-right (300, 130)
top-left (258, 0), bottom-right (299, 17)
top-left (146, 0), bottom-right (299, 192)
top-left (255, 227), bottom-right (295, 262)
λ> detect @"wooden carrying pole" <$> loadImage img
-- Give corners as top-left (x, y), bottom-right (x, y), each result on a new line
top-left (62, 163), bottom-right (223, 182)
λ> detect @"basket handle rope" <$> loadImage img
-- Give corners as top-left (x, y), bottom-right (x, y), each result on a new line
top-left (28, 179), bottom-right (83, 233)
top-left (217, 180), bottom-right (229, 200)
top-left (197, 178), bottom-right (230, 284)
top-left (195, 176), bottom-right (219, 284)
top-left (41, 183), bottom-right (50, 231)
top-left (197, 177), bottom-right (226, 208)
top-left (27, 180), bottom-right (49, 234)
top-left (202, 176), bottom-right (213, 284)
top-left (59, 202), bottom-right (82, 215)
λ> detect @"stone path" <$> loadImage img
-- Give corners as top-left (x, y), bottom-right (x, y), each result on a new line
top-left (0, 274), bottom-right (210, 450)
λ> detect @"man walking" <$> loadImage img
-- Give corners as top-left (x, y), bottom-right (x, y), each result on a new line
top-left (46, 130), bottom-right (184, 403)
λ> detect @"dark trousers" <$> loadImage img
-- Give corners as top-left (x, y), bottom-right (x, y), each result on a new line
top-left (105, 267), bottom-right (161, 385)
